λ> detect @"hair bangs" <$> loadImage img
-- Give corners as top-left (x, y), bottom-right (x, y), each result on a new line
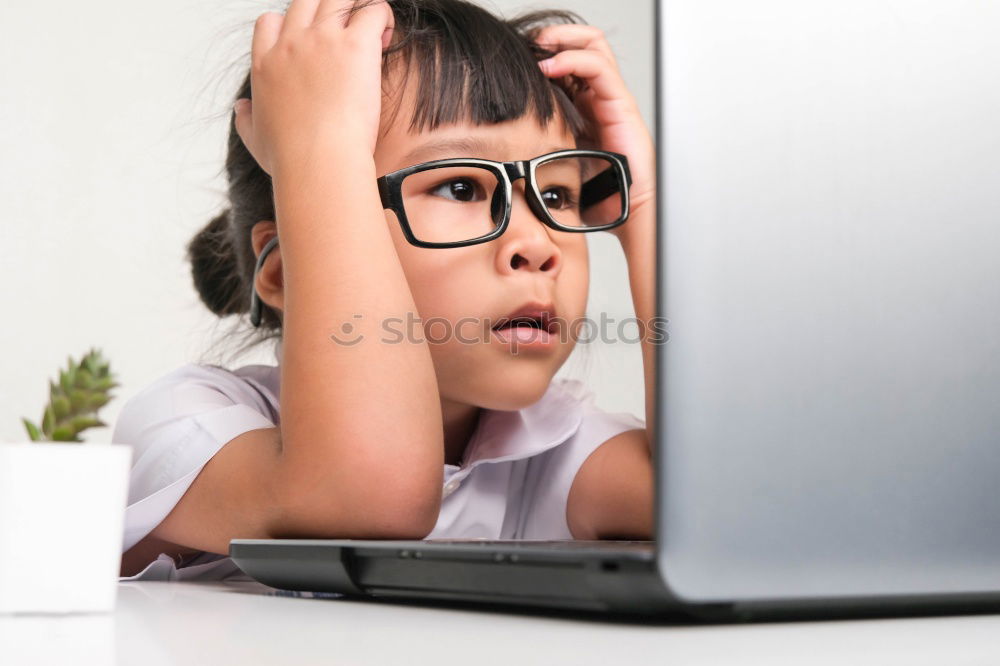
top-left (377, 0), bottom-right (593, 142)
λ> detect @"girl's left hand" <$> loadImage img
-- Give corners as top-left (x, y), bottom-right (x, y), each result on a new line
top-left (534, 24), bottom-right (656, 229)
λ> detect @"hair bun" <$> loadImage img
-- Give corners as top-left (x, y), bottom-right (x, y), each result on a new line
top-left (187, 210), bottom-right (245, 317)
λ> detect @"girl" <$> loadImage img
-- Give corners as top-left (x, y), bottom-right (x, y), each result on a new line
top-left (115, 0), bottom-right (657, 581)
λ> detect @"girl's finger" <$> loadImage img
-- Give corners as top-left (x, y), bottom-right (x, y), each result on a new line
top-left (341, 0), bottom-right (394, 43)
top-left (233, 99), bottom-right (257, 155)
top-left (251, 12), bottom-right (283, 70)
top-left (534, 24), bottom-right (617, 66)
top-left (234, 99), bottom-right (274, 174)
top-left (539, 49), bottom-right (632, 105)
top-left (233, 99), bottom-right (250, 138)
top-left (314, 0), bottom-right (363, 27)
top-left (382, 20), bottom-right (394, 50)
top-left (281, 0), bottom-right (322, 34)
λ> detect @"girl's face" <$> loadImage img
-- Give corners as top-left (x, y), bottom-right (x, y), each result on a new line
top-left (373, 64), bottom-right (589, 411)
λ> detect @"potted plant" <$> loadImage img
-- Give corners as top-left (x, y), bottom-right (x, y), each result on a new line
top-left (0, 348), bottom-right (131, 614)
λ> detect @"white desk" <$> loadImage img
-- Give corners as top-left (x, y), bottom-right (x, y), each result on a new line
top-left (2, 580), bottom-right (999, 665)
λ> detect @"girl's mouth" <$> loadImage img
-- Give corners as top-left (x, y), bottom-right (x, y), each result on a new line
top-left (490, 306), bottom-right (559, 351)
top-left (491, 322), bottom-right (555, 349)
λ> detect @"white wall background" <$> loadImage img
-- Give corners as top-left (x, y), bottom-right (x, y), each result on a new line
top-left (0, 0), bottom-right (654, 443)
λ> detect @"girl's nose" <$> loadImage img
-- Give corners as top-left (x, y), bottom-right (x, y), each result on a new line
top-left (495, 186), bottom-right (562, 277)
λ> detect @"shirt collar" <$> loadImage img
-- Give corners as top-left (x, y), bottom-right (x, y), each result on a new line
top-left (459, 379), bottom-right (586, 469)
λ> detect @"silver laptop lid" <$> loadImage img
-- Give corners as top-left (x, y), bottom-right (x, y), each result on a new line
top-left (656, 0), bottom-right (1000, 602)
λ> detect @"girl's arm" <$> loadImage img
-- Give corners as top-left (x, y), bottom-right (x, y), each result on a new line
top-left (268, 146), bottom-right (444, 537)
top-left (565, 203), bottom-right (657, 541)
top-left (142, 1), bottom-right (444, 558)
top-left (619, 202), bottom-right (657, 449)
top-left (240, 1), bottom-right (445, 535)
top-left (537, 23), bottom-right (659, 539)
top-left (537, 24), bottom-right (658, 449)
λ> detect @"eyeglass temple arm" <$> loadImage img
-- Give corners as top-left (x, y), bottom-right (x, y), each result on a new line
top-left (250, 236), bottom-right (280, 328)
top-left (580, 159), bottom-right (633, 208)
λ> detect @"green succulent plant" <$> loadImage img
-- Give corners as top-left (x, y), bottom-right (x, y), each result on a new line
top-left (21, 348), bottom-right (119, 443)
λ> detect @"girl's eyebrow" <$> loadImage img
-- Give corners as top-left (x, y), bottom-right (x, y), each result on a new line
top-left (403, 137), bottom-right (493, 163)
top-left (402, 137), bottom-right (569, 164)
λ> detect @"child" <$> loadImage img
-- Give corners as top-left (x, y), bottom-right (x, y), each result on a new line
top-left (115, 0), bottom-right (658, 581)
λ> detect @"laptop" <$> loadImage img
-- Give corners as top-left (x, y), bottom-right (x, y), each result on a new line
top-left (229, 0), bottom-right (1000, 619)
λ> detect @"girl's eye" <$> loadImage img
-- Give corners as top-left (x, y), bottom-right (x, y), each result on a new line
top-left (430, 178), bottom-right (486, 203)
top-left (541, 187), bottom-right (579, 210)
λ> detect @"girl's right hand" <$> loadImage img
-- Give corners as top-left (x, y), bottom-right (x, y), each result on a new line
top-left (233, 0), bottom-right (395, 177)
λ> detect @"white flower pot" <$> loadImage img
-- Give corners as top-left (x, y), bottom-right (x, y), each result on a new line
top-left (0, 442), bottom-right (131, 614)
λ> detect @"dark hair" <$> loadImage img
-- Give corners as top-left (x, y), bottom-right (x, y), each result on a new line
top-left (187, 0), bottom-right (596, 360)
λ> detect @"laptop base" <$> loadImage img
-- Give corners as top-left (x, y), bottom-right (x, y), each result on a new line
top-left (230, 538), bottom-right (689, 616)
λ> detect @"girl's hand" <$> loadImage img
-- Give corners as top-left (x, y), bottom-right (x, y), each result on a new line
top-left (233, 0), bottom-right (395, 177)
top-left (534, 24), bottom-right (656, 236)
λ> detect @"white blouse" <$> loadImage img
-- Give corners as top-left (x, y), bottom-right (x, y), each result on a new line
top-left (113, 354), bottom-right (645, 582)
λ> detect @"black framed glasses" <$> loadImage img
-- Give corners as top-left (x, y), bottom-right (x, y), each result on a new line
top-left (376, 149), bottom-right (632, 248)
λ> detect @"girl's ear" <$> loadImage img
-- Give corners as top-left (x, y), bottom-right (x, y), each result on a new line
top-left (251, 220), bottom-right (284, 314)
top-left (251, 220), bottom-right (276, 258)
